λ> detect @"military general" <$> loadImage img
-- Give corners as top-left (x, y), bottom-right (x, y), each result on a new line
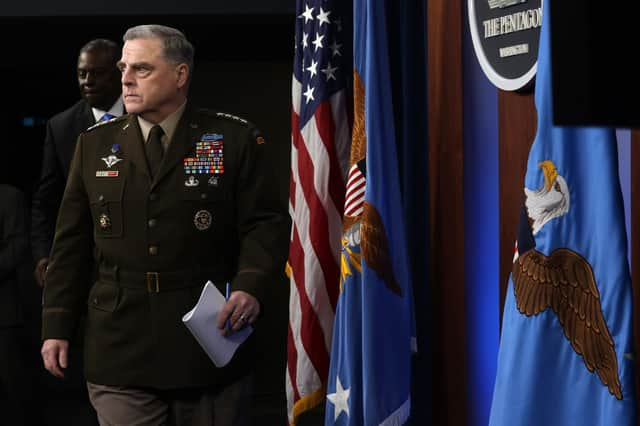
top-left (40, 24), bottom-right (289, 426)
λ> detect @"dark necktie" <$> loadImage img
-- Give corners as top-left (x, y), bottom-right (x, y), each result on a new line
top-left (146, 125), bottom-right (165, 178)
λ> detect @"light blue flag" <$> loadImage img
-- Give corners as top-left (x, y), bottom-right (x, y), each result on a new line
top-left (324, 0), bottom-right (414, 424)
top-left (489, 1), bottom-right (636, 425)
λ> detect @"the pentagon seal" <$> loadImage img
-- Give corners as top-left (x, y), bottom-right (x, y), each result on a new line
top-left (468, 0), bottom-right (541, 90)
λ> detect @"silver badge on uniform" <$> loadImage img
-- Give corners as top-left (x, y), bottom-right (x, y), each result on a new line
top-left (102, 154), bottom-right (123, 168)
top-left (208, 176), bottom-right (219, 187)
top-left (98, 213), bottom-right (111, 230)
top-left (193, 210), bottom-right (212, 231)
top-left (185, 175), bottom-right (199, 187)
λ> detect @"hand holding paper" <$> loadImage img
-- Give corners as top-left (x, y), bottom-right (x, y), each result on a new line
top-left (182, 281), bottom-right (252, 367)
top-left (216, 287), bottom-right (260, 335)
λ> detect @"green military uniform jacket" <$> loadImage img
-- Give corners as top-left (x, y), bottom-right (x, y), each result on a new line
top-left (42, 104), bottom-right (289, 389)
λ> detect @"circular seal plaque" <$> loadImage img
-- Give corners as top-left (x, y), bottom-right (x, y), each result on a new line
top-left (469, 0), bottom-right (542, 91)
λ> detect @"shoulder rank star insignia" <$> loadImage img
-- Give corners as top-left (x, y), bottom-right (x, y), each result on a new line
top-left (216, 112), bottom-right (248, 125)
top-left (102, 154), bottom-right (123, 168)
top-left (185, 175), bottom-right (199, 187)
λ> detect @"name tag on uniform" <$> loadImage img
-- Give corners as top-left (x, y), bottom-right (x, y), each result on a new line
top-left (96, 171), bottom-right (119, 177)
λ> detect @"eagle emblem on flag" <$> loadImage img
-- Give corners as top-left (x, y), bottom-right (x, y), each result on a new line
top-left (340, 73), bottom-right (401, 297)
top-left (513, 160), bottom-right (622, 399)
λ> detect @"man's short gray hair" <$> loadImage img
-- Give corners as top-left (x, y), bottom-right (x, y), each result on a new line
top-left (123, 25), bottom-right (195, 79)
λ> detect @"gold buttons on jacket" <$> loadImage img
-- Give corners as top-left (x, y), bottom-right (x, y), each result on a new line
top-left (149, 245), bottom-right (158, 255)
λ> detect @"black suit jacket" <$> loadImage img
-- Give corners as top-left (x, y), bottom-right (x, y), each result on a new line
top-left (31, 100), bottom-right (95, 261)
top-left (0, 184), bottom-right (29, 327)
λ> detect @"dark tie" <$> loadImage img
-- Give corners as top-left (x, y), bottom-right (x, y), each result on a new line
top-left (145, 125), bottom-right (165, 178)
top-left (100, 113), bottom-right (116, 122)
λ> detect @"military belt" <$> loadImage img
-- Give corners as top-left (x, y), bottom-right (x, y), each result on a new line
top-left (98, 265), bottom-right (229, 293)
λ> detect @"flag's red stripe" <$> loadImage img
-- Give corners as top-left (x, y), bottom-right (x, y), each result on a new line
top-left (347, 165), bottom-right (360, 180)
top-left (289, 168), bottom-right (297, 210)
top-left (344, 178), bottom-right (366, 216)
top-left (346, 168), bottom-right (364, 185)
top-left (292, 110), bottom-right (340, 310)
top-left (345, 177), bottom-right (365, 201)
top-left (287, 321), bottom-right (302, 402)
top-left (289, 225), bottom-right (331, 385)
top-left (345, 203), bottom-right (364, 217)
top-left (345, 195), bottom-right (364, 213)
top-left (314, 101), bottom-right (346, 220)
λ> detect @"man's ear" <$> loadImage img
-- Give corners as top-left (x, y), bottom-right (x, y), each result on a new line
top-left (176, 63), bottom-right (189, 88)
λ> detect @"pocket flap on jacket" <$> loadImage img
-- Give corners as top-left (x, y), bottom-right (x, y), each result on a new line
top-left (87, 282), bottom-right (120, 312)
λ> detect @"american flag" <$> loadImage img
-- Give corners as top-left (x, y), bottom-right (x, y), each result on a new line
top-left (287, 0), bottom-right (351, 424)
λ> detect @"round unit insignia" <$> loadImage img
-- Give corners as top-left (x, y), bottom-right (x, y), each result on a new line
top-left (194, 210), bottom-right (212, 231)
top-left (98, 213), bottom-right (111, 230)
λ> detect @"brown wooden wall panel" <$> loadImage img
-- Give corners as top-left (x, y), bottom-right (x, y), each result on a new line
top-left (427, 0), bottom-right (465, 424)
top-left (631, 130), bottom-right (640, 423)
top-left (498, 90), bottom-right (536, 316)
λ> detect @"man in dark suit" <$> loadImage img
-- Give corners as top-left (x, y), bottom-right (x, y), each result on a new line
top-left (0, 184), bottom-right (43, 425)
top-left (41, 25), bottom-right (289, 425)
top-left (31, 38), bottom-right (123, 287)
top-left (31, 38), bottom-right (121, 426)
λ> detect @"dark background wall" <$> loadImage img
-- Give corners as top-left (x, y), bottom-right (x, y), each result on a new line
top-left (0, 7), bottom-right (295, 424)
top-left (0, 0), bottom-right (294, 16)
top-left (462, 1), bottom-right (499, 424)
